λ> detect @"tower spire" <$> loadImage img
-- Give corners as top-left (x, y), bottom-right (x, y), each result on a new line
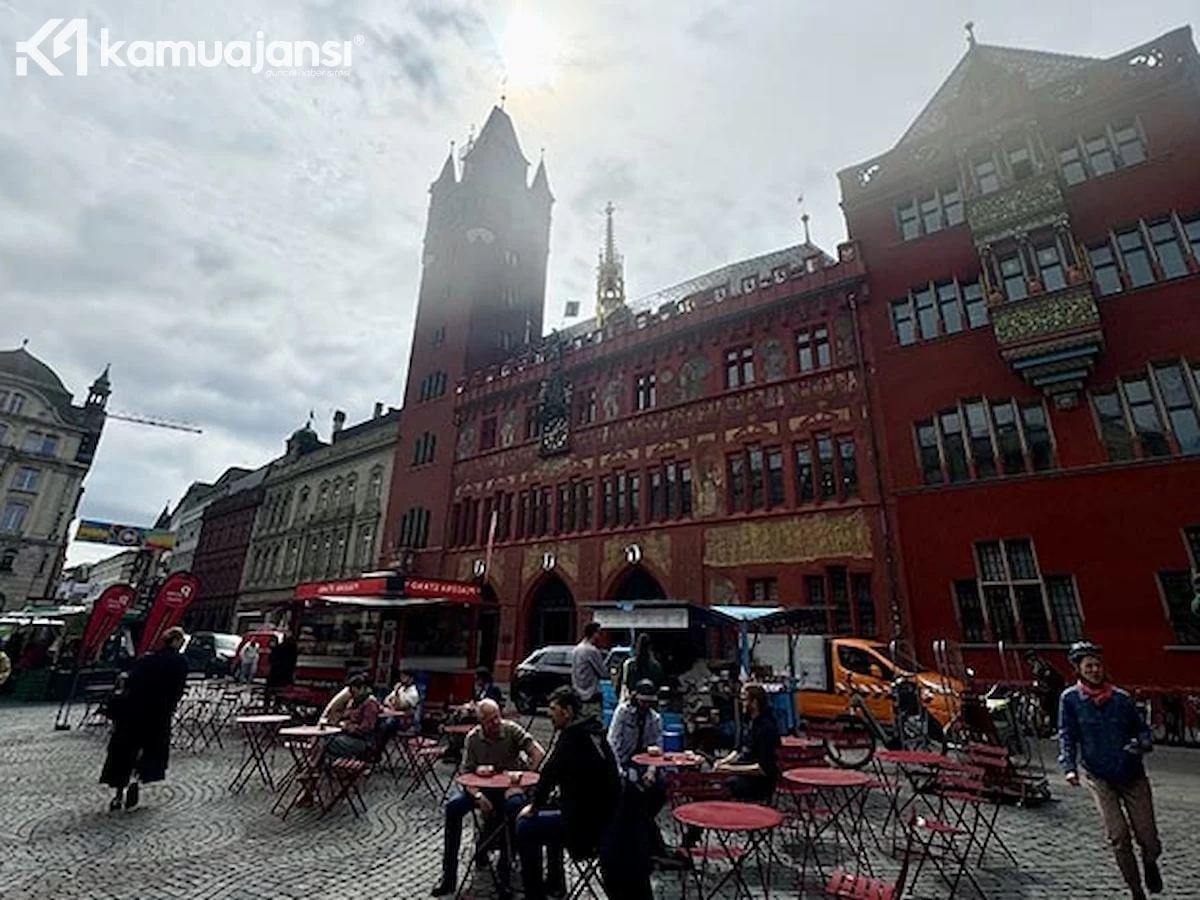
top-left (965, 21), bottom-right (976, 47)
top-left (798, 195), bottom-right (812, 244)
top-left (595, 201), bottom-right (626, 326)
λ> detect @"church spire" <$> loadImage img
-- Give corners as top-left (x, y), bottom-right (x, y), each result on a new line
top-left (595, 201), bottom-right (627, 326)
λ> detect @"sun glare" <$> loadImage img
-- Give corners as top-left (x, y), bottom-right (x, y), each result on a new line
top-left (498, 8), bottom-right (562, 90)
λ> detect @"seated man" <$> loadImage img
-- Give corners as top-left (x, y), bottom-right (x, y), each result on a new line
top-left (518, 687), bottom-right (632, 900)
top-left (607, 679), bottom-right (670, 864)
top-left (713, 682), bottom-right (780, 802)
top-left (431, 698), bottom-right (545, 897)
top-left (322, 674), bottom-right (381, 760)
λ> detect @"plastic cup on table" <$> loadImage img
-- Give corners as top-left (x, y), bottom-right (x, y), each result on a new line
top-left (477, 765), bottom-right (495, 777)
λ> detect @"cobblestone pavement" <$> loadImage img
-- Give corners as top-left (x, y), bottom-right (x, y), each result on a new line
top-left (1, 700), bottom-right (1197, 899)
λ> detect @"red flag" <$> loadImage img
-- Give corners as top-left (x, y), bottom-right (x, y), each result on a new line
top-left (137, 572), bottom-right (200, 656)
top-left (79, 584), bottom-right (137, 665)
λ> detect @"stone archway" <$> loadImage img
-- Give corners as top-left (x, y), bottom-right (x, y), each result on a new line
top-left (607, 565), bottom-right (667, 603)
top-left (525, 574), bottom-right (576, 654)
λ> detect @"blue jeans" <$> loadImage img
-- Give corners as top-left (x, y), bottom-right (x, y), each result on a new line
top-left (442, 789), bottom-right (526, 885)
top-left (517, 811), bottom-right (566, 900)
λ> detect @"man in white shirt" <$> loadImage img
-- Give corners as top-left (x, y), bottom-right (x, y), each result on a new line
top-left (570, 622), bottom-right (606, 720)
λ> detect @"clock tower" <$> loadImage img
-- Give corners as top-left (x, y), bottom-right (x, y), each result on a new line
top-left (384, 106), bottom-right (553, 572)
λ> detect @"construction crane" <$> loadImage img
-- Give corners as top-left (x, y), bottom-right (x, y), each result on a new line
top-left (106, 411), bottom-right (204, 434)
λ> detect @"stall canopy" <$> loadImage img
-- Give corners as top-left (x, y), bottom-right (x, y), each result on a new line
top-left (588, 600), bottom-right (695, 631)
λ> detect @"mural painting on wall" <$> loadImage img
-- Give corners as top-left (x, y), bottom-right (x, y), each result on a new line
top-left (500, 409), bottom-right (519, 447)
top-left (758, 337), bottom-right (787, 383)
top-left (834, 314), bottom-right (857, 364)
top-left (602, 378), bottom-right (623, 420)
top-left (456, 424), bottom-right (477, 461)
top-left (703, 509), bottom-right (874, 567)
top-left (694, 453), bottom-right (724, 518)
top-left (709, 575), bottom-right (739, 606)
top-left (675, 356), bottom-right (712, 403)
top-left (601, 532), bottom-right (672, 588)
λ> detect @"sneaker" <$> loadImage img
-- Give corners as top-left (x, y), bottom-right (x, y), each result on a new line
top-left (124, 782), bottom-right (140, 810)
top-left (429, 880), bottom-right (454, 896)
top-left (1144, 860), bottom-right (1163, 894)
top-left (109, 792), bottom-right (123, 812)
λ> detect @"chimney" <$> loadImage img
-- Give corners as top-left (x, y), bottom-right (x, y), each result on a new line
top-left (373, 401), bottom-right (384, 419)
top-left (332, 409), bottom-right (346, 434)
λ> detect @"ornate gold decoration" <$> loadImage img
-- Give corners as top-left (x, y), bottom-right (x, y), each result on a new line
top-left (725, 421), bottom-right (780, 443)
top-left (991, 286), bottom-right (1100, 346)
top-left (966, 171), bottom-right (1067, 246)
top-left (694, 456), bottom-right (724, 518)
top-left (703, 509), bottom-right (873, 567)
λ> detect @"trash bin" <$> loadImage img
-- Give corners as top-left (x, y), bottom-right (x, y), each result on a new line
top-left (662, 727), bottom-right (684, 753)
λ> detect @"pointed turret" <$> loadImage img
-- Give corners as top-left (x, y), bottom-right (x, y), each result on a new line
top-left (431, 144), bottom-right (458, 194)
top-left (595, 201), bottom-right (627, 326)
top-left (86, 364), bottom-right (111, 409)
top-left (462, 106), bottom-right (529, 180)
top-left (531, 154), bottom-right (553, 203)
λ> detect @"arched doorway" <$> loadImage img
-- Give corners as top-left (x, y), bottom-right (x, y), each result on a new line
top-left (608, 566), bottom-right (667, 602)
top-left (477, 583), bottom-right (500, 671)
top-left (526, 574), bottom-right (576, 654)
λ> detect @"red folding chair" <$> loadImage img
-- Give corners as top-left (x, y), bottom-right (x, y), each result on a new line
top-left (826, 818), bottom-right (915, 900)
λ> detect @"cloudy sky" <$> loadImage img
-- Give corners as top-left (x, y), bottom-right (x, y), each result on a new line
top-left (0, 0), bottom-right (1192, 567)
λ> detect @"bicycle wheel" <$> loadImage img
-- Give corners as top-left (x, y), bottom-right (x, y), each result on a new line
top-left (823, 715), bottom-right (877, 769)
top-left (898, 712), bottom-right (947, 755)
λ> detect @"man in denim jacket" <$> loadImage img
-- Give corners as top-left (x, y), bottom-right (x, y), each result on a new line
top-left (1058, 641), bottom-right (1163, 899)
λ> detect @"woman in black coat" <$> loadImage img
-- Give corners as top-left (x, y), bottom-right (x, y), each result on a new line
top-left (100, 627), bottom-right (190, 811)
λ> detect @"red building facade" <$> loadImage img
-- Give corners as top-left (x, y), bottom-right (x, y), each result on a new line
top-left (385, 28), bottom-right (1200, 687)
top-left (840, 26), bottom-right (1200, 686)
top-left (188, 474), bottom-right (266, 632)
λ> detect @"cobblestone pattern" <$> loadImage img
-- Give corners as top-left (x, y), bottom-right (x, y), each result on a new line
top-left (1, 701), bottom-right (1196, 899)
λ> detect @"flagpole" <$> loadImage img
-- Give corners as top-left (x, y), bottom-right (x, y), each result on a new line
top-left (483, 510), bottom-right (499, 580)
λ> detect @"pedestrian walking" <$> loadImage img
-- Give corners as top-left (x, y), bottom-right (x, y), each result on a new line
top-left (1058, 641), bottom-right (1164, 899)
top-left (100, 626), bottom-right (190, 812)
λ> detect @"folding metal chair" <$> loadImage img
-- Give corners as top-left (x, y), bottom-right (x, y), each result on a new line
top-left (323, 756), bottom-right (372, 818)
top-left (826, 816), bottom-right (915, 900)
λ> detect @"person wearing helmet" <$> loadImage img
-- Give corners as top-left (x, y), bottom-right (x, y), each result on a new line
top-left (1058, 641), bottom-right (1163, 899)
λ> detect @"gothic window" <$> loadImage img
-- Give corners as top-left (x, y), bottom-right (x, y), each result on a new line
top-left (479, 417), bottom-right (497, 452)
top-left (1059, 121), bottom-right (1147, 184)
top-left (1147, 221), bottom-right (1188, 279)
top-left (724, 346), bottom-right (754, 389)
top-left (916, 398), bottom-right (1054, 484)
top-left (1092, 362), bottom-right (1200, 460)
top-left (795, 325), bottom-right (832, 372)
top-left (369, 467), bottom-right (383, 500)
top-left (576, 387), bottom-right (597, 425)
top-left (890, 278), bottom-right (987, 345)
top-left (894, 183), bottom-right (963, 241)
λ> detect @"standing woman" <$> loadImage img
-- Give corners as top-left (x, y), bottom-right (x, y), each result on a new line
top-left (100, 626), bottom-right (190, 811)
top-left (620, 634), bottom-right (665, 700)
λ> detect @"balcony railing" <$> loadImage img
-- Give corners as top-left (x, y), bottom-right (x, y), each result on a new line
top-left (966, 171), bottom-right (1067, 246)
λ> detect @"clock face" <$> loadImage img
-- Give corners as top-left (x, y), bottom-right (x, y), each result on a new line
top-left (540, 417), bottom-right (569, 456)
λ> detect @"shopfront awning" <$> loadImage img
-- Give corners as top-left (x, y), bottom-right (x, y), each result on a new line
top-left (587, 600), bottom-right (696, 630)
top-left (294, 574), bottom-right (482, 605)
top-left (316, 595), bottom-right (480, 609)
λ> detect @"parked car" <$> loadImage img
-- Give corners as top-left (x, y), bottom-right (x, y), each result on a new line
top-left (183, 631), bottom-right (242, 678)
top-left (512, 644), bottom-right (631, 713)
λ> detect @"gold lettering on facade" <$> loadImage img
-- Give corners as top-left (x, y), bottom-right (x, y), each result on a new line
top-left (703, 509), bottom-right (873, 567)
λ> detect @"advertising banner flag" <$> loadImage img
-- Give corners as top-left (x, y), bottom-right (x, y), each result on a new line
top-left (136, 572), bottom-right (200, 655)
top-left (75, 518), bottom-right (176, 551)
top-left (78, 584), bottom-right (137, 665)
top-left (484, 509), bottom-right (498, 580)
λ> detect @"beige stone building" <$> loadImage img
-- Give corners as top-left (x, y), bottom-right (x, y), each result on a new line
top-left (236, 404), bottom-right (400, 623)
top-left (0, 346), bottom-right (108, 610)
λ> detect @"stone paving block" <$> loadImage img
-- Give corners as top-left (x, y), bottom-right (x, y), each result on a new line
top-left (1, 701), bottom-right (1196, 898)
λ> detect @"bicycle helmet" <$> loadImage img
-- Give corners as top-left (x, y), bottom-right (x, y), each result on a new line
top-left (1067, 641), bottom-right (1102, 665)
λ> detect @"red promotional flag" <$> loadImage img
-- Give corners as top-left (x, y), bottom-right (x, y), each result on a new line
top-left (79, 584), bottom-right (137, 665)
top-left (137, 572), bottom-right (200, 656)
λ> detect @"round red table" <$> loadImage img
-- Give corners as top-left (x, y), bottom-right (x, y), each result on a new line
top-left (443, 723), bottom-right (476, 735)
top-left (875, 749), bottom-right (960, 768)
top-left (632, 751), bottom-right (702, 768)
top-left (457, 771), bottom-right (540, 790)
top-left (783, 767), bottom-right (873, 886)
top-left (673, 801), bottom-right (783, 898)
top-left (230, 714), bottom-right (291, 793)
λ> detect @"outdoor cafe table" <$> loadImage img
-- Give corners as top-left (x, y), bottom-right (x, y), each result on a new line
top-left (782, 767), bottom-right (875, 883)
top-left (632, 751), bottom-right (703, 768)
top-left (452, 772), bottom-right (541, 898)
top-left (272, 724), bottom-right (342, 817)
top-left (673, 800), bottom-right (784, 899)
top-left (781, 736), bottom-right (825, 749)
top-left (229, 713), bottom-right (291, 793)
top-left (443, 723), bottom-right (476, 736)
top-left (873, 749), bottom-right (968, 846)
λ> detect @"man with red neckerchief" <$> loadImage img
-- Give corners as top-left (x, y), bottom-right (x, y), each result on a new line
top-left (1058, 641), bottom-right (1163, 899)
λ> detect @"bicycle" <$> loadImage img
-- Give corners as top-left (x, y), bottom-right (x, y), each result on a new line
top-left (816, 673), bottom-right (946, 769)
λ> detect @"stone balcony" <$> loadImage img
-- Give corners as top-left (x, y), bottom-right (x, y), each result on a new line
top-left (990, 282), bottom-right (1104, 407)
top-left (966, 171), bottom-right (1068, 247)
